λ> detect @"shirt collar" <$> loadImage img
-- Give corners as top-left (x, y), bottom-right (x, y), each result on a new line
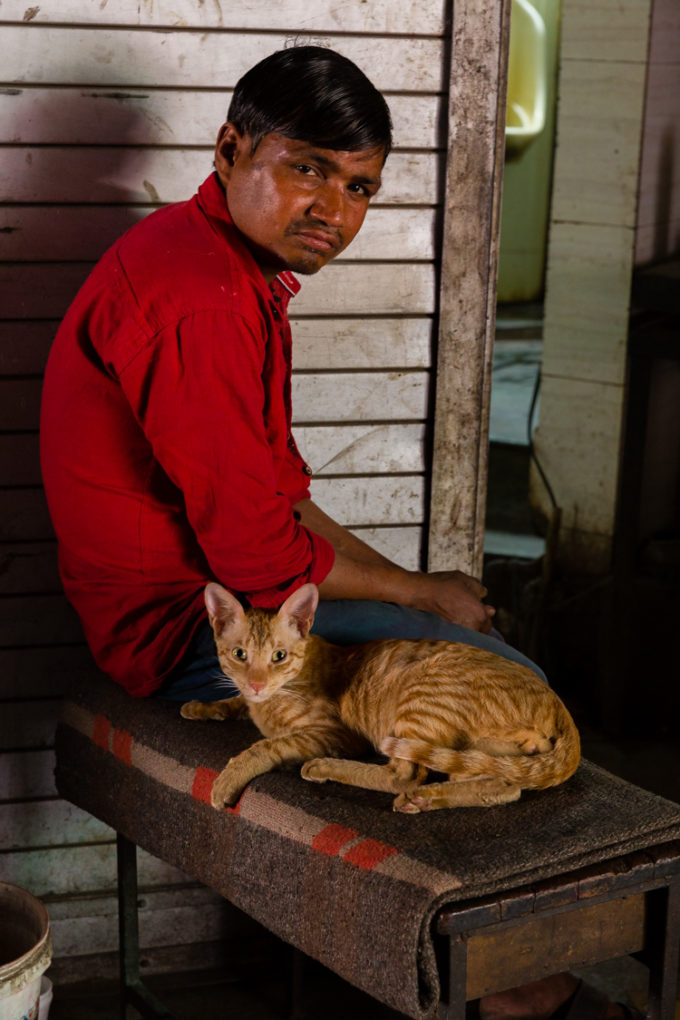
top-left (275, 271), bottom-right (300, 298)
top-left (197, 172), bottom-right (300, 310)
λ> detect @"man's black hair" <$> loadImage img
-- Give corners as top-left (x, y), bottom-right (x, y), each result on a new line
top-left (227, 46), bottom-right (392, 159)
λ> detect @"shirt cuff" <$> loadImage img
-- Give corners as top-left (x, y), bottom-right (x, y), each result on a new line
top-left (246, 529), bottom-right (335, 610)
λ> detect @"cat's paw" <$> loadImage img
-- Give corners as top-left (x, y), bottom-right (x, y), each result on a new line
top-left (518, 736), bottom-right (553, 755)
top-left (181, 699), bottom-right (232, 721)
top-left (180, 700), bottom-right (205, 719)
top-left (210, 763), bottom-right (244, 809)
top-left (300, 759), bottom-right (330, 783)
top-left (393, 792), bottom-right (426, 814)
top-left (480, 781), bottom-right (521, 805)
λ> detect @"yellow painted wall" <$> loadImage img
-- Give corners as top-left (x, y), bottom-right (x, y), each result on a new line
top-left (498, 0), bottom-right (561, 304)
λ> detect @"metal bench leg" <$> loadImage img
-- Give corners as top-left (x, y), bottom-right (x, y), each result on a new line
top-left (117, 833), bottom-right (178, 1020)
top-left (644, 879), bottom-right (680, 1020)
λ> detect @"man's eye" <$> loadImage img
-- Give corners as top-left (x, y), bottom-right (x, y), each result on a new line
top-left (295, 164), bottom-right (316, 176)
top-left (272, 649), bottom-right (287, 662)
top-left (348, 183), bottom-right (371, 198)
top-left (232, 647), bottom-right (247, 661)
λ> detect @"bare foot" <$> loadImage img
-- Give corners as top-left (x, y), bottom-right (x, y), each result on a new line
top-left (479, 974), bottom-right (578, 1020)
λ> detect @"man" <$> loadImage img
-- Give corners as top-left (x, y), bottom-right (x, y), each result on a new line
top-left (40, 46), bottom-right (541, 701)
top-left (40, 46), bottom-right (633, 1020)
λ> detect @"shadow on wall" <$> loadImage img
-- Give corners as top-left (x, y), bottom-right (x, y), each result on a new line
top-left (1, 83), bottom-right (217, 327)
top-left (0, 84), bottom-right (214, 616)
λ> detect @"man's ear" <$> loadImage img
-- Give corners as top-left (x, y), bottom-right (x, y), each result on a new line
top-left (214, 122), bottom-right (248, 187)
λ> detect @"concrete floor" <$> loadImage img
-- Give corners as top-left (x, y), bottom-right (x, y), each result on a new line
top-left (44, 950), bottom-right (670, 1020)
top-left (41, 955), bottom-right (667, 1020)
top-left (48, 953), bottom-right (409, 1019)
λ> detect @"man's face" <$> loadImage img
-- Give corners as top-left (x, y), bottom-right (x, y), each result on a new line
top-left (214, 124), bottom-right (384, 282)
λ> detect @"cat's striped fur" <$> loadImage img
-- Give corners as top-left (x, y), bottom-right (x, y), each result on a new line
top-left (181, 582), bottom-right (580, 812)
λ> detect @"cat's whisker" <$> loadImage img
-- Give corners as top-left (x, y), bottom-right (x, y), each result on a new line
top-left (209, 671), bottom-right (240, 694)
top-left (279, 687), bottom-right (310, 706)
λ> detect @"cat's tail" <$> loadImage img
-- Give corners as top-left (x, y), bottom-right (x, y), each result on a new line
top-left (381, 725), bottom-right (580, 790)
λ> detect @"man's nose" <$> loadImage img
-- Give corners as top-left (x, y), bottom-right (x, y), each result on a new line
top-left (310, 182), bottom-right (344, 225)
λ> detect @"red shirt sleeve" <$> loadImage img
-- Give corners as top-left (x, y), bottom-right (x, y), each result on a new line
top-left (115, 305), bottom-right (335, 607)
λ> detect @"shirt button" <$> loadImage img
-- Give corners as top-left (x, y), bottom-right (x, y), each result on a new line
top-left (303, 465), bottom-right (313, 476)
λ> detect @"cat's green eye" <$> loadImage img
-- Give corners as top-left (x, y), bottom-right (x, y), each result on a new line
top-left (272, 650), bottom-right (287, 663)
top-left (232, 647), bottom-right (247, 661)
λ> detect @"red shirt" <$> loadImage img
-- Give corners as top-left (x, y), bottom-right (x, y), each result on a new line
top-left (40, 173), bottom-right (335, 696)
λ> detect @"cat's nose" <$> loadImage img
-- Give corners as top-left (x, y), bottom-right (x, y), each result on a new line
top-left (249, 680), bottom-right (266, 693)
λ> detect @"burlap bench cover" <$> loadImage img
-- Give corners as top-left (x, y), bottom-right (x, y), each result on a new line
top-left (55, 672), bottom-right (680, 1019)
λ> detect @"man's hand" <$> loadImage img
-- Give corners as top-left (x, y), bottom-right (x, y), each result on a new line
top-left (407, 570), bottom-right (495, 634)
top-left (295, 498), bottom-right (495, 635)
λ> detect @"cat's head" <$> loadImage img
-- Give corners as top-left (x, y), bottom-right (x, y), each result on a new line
top-left (204, 582), bottom-right (319, 703)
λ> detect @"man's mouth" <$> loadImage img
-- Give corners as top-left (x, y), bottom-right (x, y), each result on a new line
top-left (293, 228), bottom-right (342, 254)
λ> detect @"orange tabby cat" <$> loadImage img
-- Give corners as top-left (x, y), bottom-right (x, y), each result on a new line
top-left (181, 582), bottom-right (580, 813)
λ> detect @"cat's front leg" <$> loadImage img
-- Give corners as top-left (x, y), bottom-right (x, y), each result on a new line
top-left (210, 749), bottom-right (258, 808)
top-left (211, 727), bottom-right (349, 809)
top-left (180, 695), bottom-right (248, 721)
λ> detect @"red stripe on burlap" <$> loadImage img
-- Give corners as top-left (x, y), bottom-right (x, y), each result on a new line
top-left (112, 727), bottom-right (133, 764)
top-left (311, 823), bottom-right (359, 856)
top-left (92, 714), bottom-right (111, 750)
top-left (342, 838), bottom-right (398, 870)
top-left (226, 794), bottom-right (244, 816)
top-left (191, 766), bottom-right (219, 804)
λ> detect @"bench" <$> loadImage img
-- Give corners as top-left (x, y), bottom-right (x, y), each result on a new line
top-left (54, 672), bottom-right (680, 1019)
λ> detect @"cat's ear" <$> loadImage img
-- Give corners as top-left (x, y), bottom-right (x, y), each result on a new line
top-left (278, 583), bottom-right (319, 638)
top-left (204, 582), bottom-right (245, 637)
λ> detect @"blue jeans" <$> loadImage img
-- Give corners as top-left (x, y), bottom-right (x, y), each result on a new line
top-left (156, 599), bottom-right (547, 701)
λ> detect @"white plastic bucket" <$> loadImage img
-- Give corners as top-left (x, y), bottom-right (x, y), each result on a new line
top-left (0, 883), bottom-right (51, 1020)
top-left (38, 976), bottom-right (52, 1020)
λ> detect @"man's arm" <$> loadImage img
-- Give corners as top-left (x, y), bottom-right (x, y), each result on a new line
top-left (294, 498), bottom-right (395, 567)
top-left (116, 312), bottom-right (334, 609)
top-left (294, 498), bottom-right (495, 634)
